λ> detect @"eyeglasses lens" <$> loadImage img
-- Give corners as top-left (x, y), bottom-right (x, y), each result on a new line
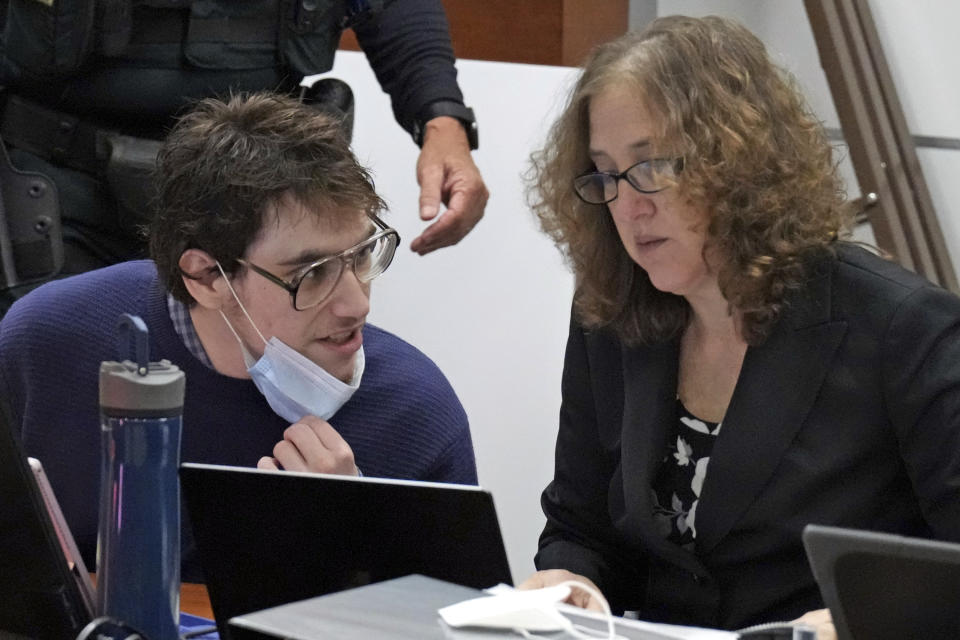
top-left (574, 159), bottom-right (679, 204)
top-left (295, 233), bottom-right (397, 309)
top-left (574, 174), bottom-right (614, 204)
top-left (354, 233), bottom-right (396, 281)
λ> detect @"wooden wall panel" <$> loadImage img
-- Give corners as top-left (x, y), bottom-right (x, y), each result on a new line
top-left (339, 0), bottom-right (628, 67)
top-left (560, 1), bottom-right (629, 66)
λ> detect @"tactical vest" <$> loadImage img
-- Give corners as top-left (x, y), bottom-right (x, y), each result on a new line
top-left (0, 0), bottom-right (380, 82)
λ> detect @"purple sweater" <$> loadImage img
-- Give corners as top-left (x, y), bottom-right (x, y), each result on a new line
top-left (0, 261), bottom-right (476, 581)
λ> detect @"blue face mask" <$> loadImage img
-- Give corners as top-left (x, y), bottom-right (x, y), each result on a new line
top-left (216, 263), bottom-right (364, 423)
top-left (239, 334), bottom-right (364, 423)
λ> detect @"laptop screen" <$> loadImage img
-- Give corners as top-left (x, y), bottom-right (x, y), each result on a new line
top-left (180, 463), bottom-right (512, 639)
top-left (803, 524), bottom-right (960, 640)
top-left (0, 399), bottom-right (93, 639)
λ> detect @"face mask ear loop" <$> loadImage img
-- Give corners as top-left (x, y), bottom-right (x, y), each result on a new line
top-left (216, 261), bottom-right (268, 346)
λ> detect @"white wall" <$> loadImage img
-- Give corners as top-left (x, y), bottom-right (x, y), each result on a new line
top-left (868, 1), bottom-right (960, 269)
top-left (316, 53), bottom-right (579, 583)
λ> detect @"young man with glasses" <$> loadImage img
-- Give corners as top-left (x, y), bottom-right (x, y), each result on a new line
top-left (0, 92), bottom-right (477, 582)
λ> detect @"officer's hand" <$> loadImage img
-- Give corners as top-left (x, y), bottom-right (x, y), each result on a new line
top-left (257, 415), bottom-right (359, 475)
top-left (412, 116), bottom-right (488, 255)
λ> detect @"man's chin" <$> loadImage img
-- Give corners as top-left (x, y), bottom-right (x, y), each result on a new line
top-left (306, 350), bottom-right (358, 384)
top-left (331, 358), bottom-right (358, 384)
top-left (311, 331), bottom-right (362, 379)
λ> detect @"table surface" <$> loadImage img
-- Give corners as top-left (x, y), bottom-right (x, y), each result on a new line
top-left (181, 582), bottom-right (214, 620)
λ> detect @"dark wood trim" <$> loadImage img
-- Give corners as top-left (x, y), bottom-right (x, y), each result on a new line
top-left (559, 0), bottom-right (629, 67)
top-left (805, 0), bottom-right (958, 291)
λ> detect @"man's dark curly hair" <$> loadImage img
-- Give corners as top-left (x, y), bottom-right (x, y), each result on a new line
top-left (150, 91), bottom-right (385, 304)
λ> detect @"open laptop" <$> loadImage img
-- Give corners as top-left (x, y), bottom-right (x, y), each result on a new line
top-left (0, 399), bottom-right (93, 639)
top-left (803, 524), bottom-right (960, 640)
top-left (180, 463), bottom-right (513, 639)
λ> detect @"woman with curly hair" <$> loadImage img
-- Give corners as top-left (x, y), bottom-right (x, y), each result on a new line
top-left (520, 15), bottom-right (960, 636)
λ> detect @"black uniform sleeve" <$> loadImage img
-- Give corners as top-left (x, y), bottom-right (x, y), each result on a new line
top-left (352, 0), bottom-right (465, 134)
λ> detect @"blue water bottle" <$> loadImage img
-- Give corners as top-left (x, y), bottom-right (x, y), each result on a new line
top-left (96, 314), bottom-right (185, 640)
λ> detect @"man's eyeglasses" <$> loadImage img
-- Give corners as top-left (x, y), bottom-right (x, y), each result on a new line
top-left (573, 158), bottom-right (684, 205)
top-left (237, 214), bottom-right (400, 311)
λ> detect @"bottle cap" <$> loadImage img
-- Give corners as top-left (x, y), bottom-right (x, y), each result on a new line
top-left (99, 313), bottom-right (186, 417)
top-left (99, 360), bottom-right (185, 417)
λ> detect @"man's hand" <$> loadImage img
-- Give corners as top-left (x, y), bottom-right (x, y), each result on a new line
top-left (258, 415), bottom-right (359, 475)
top-left (517, 569), bottom-right (606, 612)
top-left (412, 116), bottom-right (488, 254)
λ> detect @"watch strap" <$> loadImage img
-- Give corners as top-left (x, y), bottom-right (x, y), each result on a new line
top-left (412, 101), bottom-right (479, 150)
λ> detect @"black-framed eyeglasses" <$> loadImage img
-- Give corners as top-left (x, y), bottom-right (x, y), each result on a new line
top-left (237, 214), bottom-right (400, 311)
top-left (573, 157), bottom-right (684, 205)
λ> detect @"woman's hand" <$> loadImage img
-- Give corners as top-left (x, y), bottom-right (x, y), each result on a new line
top-left (793, 608), bottom-right (835, 640)
top-left (517, 569), bottom-right (606, 612)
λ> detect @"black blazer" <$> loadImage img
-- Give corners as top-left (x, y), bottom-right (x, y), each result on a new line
top-left (535, 244), bottom-right (960, 630)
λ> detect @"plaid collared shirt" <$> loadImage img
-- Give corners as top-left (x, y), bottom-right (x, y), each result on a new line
top-left (166, 294), bottom-right (215, 370)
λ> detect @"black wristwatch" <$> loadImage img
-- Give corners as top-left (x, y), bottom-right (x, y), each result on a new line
top-left (412, 101), bottom-right (479, 150)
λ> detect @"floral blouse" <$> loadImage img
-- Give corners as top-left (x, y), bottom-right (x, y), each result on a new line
top-left (651, 398), bottom-right (722, 549)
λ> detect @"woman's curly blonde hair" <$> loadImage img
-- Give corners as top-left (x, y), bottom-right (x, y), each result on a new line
top-left (528, 15), bottom-right (850, 345)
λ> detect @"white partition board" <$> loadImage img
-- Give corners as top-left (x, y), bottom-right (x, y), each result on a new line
top-left (314, 53), bottom-right (580, 583)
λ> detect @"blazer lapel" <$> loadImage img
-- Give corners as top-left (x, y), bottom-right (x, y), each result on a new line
top-left (694, 261), bottom-right (848, 555)
top-left (620, 337), bottom-right (707, 574)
